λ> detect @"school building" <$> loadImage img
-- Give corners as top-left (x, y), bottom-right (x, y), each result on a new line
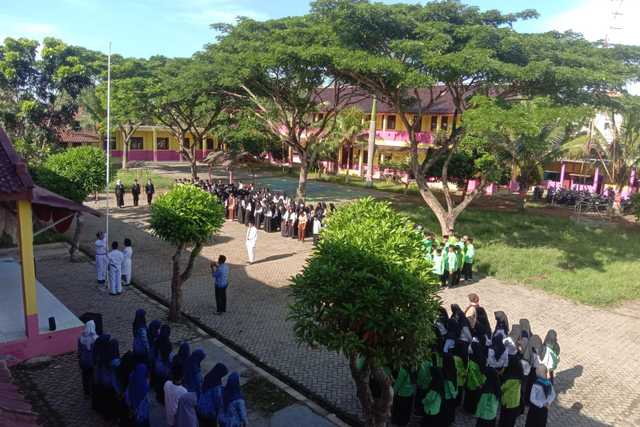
top-left (92, 87), bottom-right (636, 195)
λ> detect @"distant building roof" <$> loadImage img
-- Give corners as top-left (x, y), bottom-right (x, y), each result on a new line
top-left (315, 85), bottom-right (457, 114)
top-left (59, 129), bottom-right (100, 144)
top-left (0, 128), bottom-right (34, 201)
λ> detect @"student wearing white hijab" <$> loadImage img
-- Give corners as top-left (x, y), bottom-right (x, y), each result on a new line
top-left (77, 320), bottom-right (98, 395)
top-left (122, 238), bottom-right (133, 286)
top-left (95, 232), bottom-right (108, 285)
top-left (108, 241), bottom-right (124, 295)
top-left (245, 220), bottom-right (258, 264)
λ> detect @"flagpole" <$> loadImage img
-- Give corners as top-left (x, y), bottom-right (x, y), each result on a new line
top-left (106, 42), bottom-right (111, 241)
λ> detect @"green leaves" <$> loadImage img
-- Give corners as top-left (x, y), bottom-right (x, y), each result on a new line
top-left (149, 184), bottom-right (225, 248)
top-left (32, 146), bottom-right (106, 202)
top-left (289, 197), bottom-right (440, 371)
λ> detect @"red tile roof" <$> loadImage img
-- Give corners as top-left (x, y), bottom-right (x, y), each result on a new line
top-left (59, 129), bottom-right (100, 144)
top-left (0, 128), bottom-right (34, 201)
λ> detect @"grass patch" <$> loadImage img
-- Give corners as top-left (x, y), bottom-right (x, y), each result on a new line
top-left (397, 202), bottom-right (640, 306)
top-left (109, 167), bottom-right (175, 190)
top-left (242, 375), bottom-right (296, 415)
top-left (309, 172), bottom-right (422, 196)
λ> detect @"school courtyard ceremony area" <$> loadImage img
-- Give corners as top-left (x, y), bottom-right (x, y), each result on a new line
top-left (2, 0), bottom-right (640, 426)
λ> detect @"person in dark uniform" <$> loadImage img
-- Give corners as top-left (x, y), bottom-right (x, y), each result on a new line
top-left (115, 180), bottom-right (125, 208)
top-left (145, 179), bottom-right (155, 205)
top-left (131, 179), bottom-right (141, 207)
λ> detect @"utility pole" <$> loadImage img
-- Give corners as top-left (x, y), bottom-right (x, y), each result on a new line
top-left (365, 96), bottom-right (377, 187)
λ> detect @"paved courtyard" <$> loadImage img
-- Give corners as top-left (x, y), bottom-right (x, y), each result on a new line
top-left (63, 175), bottom-right (640, 427)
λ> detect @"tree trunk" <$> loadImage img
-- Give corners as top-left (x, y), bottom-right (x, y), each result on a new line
top-left (169, 245), bottom-right (183, 321)
top-left (349, 355), bottom-right (393, 427)
top-left (228, 168), bottom-right (234, 185)
top-left (122, 142), bottom-right (128, 170)
top-left (69, 213), bottom-right (83, 262)
top-left (297, 153), bottom-right (309, 200)
top-left (208, 164), bottom-right (212, 182)
top-left (190, 154), bottom-right (198, 181)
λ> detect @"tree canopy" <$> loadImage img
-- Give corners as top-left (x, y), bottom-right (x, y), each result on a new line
top-left (289, 197), bottom-right (440, 425)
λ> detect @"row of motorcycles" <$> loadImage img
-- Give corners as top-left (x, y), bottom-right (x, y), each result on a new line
top-left (544, 187), bottom-right (633, 213)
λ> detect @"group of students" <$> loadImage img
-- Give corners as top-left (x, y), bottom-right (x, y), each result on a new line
top-left (77, 309), bottom-right (248, 427)
top-left (95, 231), bottom-right (134, 295)
top-left (114, 179), bottom-right (156, 208)
top-left (385, 294), bottom-right (559, 427)
top-left (184, 178), bottom-right (335, 245)
top-left (422, 230), bottom-right (475, 288)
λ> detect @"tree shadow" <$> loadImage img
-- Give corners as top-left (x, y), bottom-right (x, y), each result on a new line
top-left (250, 253), bottom-right (297, 265)
top-left (554, 364), bottom-right (584, 394)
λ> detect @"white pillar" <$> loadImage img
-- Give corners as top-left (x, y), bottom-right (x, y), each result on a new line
top-left (152, 127), bottom-right (157, 162)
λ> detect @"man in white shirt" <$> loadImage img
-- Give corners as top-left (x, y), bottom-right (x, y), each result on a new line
top-left (95, 231), bottom-right (107, 285)
top-left (164, 365), bottom-right (188, 427)
top-left (107, 241), bottom-right (123, 295)
top-left (245, 220), bottom-right (258, 264)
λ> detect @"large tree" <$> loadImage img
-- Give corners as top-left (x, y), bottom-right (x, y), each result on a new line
top-left (312, 0), bottom-right (640, 233)
top-left (0, 37), bottom-right (101, 164)
top-left (98, 57), bottom-right (152, 169)
top-left (290, 198), bottom-right (440, 427)
top-left (210, 16), bottom-right (366, 199)
top-left (148, 56), bottom-right (237, 180)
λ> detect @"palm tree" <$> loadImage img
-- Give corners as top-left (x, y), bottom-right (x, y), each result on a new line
top-left (564, 97), bottom-right (640, 207)
top-left (322, 106), bottom-right (365, 178)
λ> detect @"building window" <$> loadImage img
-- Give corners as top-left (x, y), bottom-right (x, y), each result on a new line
top-left (441, 116), bottom-right (449, 130)
top-left (130, 136), bottom-right (144, 150)
top-left (156, 137), bottom-right (169, 150)
top-left (543, 171), bottom-right (560, 181)
top-left (386, 115), bottom-right (396, 130)
top-left (430, 116), bottom-right (438, 132)
top-left (206, 138), bottom-right (214, 150)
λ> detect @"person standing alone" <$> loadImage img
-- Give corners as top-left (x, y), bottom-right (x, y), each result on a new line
top-left (145, 179), bottom-right (155, 205)
top-left (245, 221), bottom-right (257, 264)
top-left (115, 180), bottom-right (125, 208)
top-left (95, 231), bottom-right (107, 285)
top-left (211, 255), bottom-right (229, 314)
top-left (107, 241), bottom-right (123, 295)
top-left (131, 179), bottom-right (141, 207)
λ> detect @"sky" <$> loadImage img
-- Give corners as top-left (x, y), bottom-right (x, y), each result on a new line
top-left (0, 0), bottom-right (638, 58)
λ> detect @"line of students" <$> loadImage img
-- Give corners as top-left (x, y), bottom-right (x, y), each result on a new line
top-left (77, 309), bottom-right (248, 427)
top-left (423, 230), bottom-right (475, 288)
top-left (95, 232), bottom-right (134, 296)
top-left (387, 294), bottom-right (559, 427)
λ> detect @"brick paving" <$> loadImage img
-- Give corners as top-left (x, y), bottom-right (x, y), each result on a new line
top-left (66, 179), bottom-right (640, 427)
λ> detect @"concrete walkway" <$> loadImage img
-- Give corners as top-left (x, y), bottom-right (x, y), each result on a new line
top-left (67, 188), bottom-right (640, 426)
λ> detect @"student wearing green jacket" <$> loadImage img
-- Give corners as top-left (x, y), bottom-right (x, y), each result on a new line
top-left (464, 341), bottom-right (487, 415)
top-left (446, 246), bottom-right (458, 288)
top-left (391, 367), bottom-right (415, 426)
top-left (463, 237), bottom-right (476, 281)
top-left (442, 352), bottom-right (458, 426)
top-left (454, 246), bottom-right (463, 286)
top-left (422, 232), bottom-right (435, 260)
top-left (475, 367), bottom-right (501, 426)
top-left (499, 356), bottom-right (525, 427)
top-left (432, 248), bottom-right (446, 287)
top-left (420, 365), bottom-right (445, 427)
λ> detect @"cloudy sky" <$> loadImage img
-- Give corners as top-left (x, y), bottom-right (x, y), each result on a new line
top-left (0, 0), bottom-right (637, 57)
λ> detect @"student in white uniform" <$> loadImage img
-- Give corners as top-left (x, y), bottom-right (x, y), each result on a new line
top-left (122, 238), bottom-right (133, 286)
top-left (95, 232), bottom-right (108, 285)
top-left (107, 241), bottom-right (124, 295)
top-left (525, 365), bottom-right (556, 427)
top-left (245, 220), bottom-right (258, 264)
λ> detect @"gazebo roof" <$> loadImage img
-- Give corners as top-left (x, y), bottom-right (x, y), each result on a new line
top-left (0, 128), bottom-right (34, 201)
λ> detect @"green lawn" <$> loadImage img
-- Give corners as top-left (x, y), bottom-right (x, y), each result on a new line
top-left (398, 203), bottom-right (640, 306)
top-left (255, 174), bottom-right (640, 306)
top-left (108, 167), bottom-right (175, 190)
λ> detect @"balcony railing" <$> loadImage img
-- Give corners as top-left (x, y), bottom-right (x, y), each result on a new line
top-left (375, 130), bottom-right (432, 144)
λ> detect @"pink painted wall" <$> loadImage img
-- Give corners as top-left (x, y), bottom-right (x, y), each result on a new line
top-left (156, 151), bottom-right (180, 161)
top-left (0, 314), bottom-right (83, 365)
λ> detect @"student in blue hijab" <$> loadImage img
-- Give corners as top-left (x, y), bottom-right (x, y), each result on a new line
top-left (126, 364), bottom-right (151, 427)
top-left (132, 309), bottom-right (150, 363)
top-left (183, 349), bottom-right (206, 395)
top-left (172, 342), bottom-right (191, 372)
top-left (197, 363), bottom-right (229, 426)
top-left (154, 325), bottom-right (173, 403)
top-left (91, 334), bottom-right (111, 416)
top-left (219, 372), bottom-right (248, 427)
top-left (148, 320), bottom-right (162, 359)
